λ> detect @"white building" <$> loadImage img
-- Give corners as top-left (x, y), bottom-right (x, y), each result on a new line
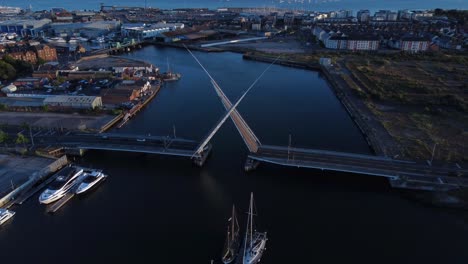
top-left (43, 96), bottom-right (103, 109)
top-left (325, 35), bottom-right (348, 50)
top-left (121, 22), bottom-right (185, 39)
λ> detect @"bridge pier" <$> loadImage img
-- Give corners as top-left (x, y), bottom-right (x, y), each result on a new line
top-left (192, 144), bottom-right (212, 167)
top-left (244, 157), bottom-right (259, 172)
top-left (388, 178), bottom-right (461, 192)
top-left (65, 148), bottom-right (87, 157)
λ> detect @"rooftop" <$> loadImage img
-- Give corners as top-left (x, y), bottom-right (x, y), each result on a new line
top-left (44, 95), bottom-right (100, 104)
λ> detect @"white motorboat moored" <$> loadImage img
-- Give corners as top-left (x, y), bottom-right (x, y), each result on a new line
top-left (0, 208), bottom-right (15, 226)
top-left (76, 170), bottom-right (107, 195)
top-left (39, 166), bottom-right (83, 204)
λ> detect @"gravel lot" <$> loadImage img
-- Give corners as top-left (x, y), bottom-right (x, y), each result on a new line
top-left (0, 154), bottom-right (53, 196)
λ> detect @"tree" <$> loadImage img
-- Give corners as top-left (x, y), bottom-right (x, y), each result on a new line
top-left (0, 60), bottom-right (17, 80)
top-left (15, 132), bottom-right (29, 148)
top-left (0, 55), bottom-right (33, 81)
top-left (37, 57), bottom-right (47, 66)
top-left (0, 130), bottom-right (8, 146)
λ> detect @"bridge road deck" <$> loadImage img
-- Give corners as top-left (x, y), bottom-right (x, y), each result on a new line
top-left (31, 132), bottom-right (209, 161)
top-left (249, 145), bottom-right (468, 190)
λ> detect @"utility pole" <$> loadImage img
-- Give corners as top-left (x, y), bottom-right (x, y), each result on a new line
top-left (29, 125), bottom-right (34, 147)
top-left (430, 143), bottom-right (437, 166)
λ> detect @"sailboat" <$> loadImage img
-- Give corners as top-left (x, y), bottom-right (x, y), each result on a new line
top-left (162, 58), bottom-right (181, 82)
top-left (222, 205), bottom-right (241, 264)
top-left (243, 193), bottom-right (267, 264)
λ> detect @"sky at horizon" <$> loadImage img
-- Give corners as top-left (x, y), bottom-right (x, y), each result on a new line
top-left (3, 0), bottom-right (468, 12)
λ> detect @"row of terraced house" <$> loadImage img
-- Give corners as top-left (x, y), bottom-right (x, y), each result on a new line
top-left (313, 26), bottom-right (431, 52)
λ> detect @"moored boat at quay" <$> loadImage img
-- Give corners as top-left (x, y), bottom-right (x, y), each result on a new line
top-left (243, 193), bottom-right (267, 264)
top-left (39, 166), bottom-right (84, 204)
top-left (0, 208), bottom-right (15, 226)
top-left (76, 170), bottom-right (107, 195)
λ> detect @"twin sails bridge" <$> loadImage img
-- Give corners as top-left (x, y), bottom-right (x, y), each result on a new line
top-left (186, 48), bottom-right (468, 191)
top-left (20, 48), bottom-right (468, 191)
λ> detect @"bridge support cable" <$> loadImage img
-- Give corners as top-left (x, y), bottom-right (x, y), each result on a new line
top-left (210, 80), bottom-right (262, 145)
top-left (185, 45), bottom-right (262, 152)
top-left (191, 54), bottom-right (280, 157)
top-left (185, 45), bottom-right (279, 154)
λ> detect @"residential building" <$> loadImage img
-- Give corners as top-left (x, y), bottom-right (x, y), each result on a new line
top-left (283, 12), bottom-right (295, 26)
top-left (347, 35), bottom-right (379, 51)
top-left (398, 10), bottom-right (412, 20)
top-left (8, 51), bottom-right (37, 64)
top-left (357, 10), bottom-right (370, 22)
top-left (325, 34), bottom-right (348, 49)
top-left (34, 45), bottom-right (58, 61)
top-left (387, 12), bottom-right (398, 21)
top-left (400, 35), bottom-right (430, 52)
top-left (252, 23), bottom-right (261, 31)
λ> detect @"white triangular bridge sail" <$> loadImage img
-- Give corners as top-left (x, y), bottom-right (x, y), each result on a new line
top-left (186, 46), bottom-right (279, 156)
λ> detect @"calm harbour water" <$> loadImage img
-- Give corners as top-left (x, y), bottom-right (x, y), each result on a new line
top-left (1, 47), bottom-right (468, 263)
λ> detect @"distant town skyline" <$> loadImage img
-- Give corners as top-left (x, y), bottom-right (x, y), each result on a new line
top-left (5, 0), bottom-right (468, 12)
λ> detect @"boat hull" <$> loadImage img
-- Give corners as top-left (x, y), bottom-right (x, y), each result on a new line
top-left (222, 234), bottom-right (241, 264)
top-left (39, 190), bottom-right (67, 204)
top-left (0, 209), bottom-right (15, 226)
top-left (76, 173), bottom-right (107, 195)
top-left (39, 167), bottom-right (83, 204)
top-left (243, 232), bottom-right (267, 264)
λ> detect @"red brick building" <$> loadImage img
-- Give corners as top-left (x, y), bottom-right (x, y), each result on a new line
top-left (8, 51), bottom-right (37, 64)
top-left (35, 45), bottom-right (58, 61)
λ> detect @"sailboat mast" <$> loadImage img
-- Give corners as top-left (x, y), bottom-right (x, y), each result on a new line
top-left (250, 192), bottom-right (253, 249)
top-left (231, 205), bottom-right (235, 241)
top-left (243, 195), bottom-right (251, 260)
top-left (227, 228), bottom-right (231, 248)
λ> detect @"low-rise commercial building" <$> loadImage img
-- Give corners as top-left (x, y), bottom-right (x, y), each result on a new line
top-left (121, 22), bottom-right (185, 39)
top-left (43, 95), bottom-right (102, 109)
top-left (101, 80), bottom-right (150, 105)
top-left (0, 19), bottom-right (51, 37)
